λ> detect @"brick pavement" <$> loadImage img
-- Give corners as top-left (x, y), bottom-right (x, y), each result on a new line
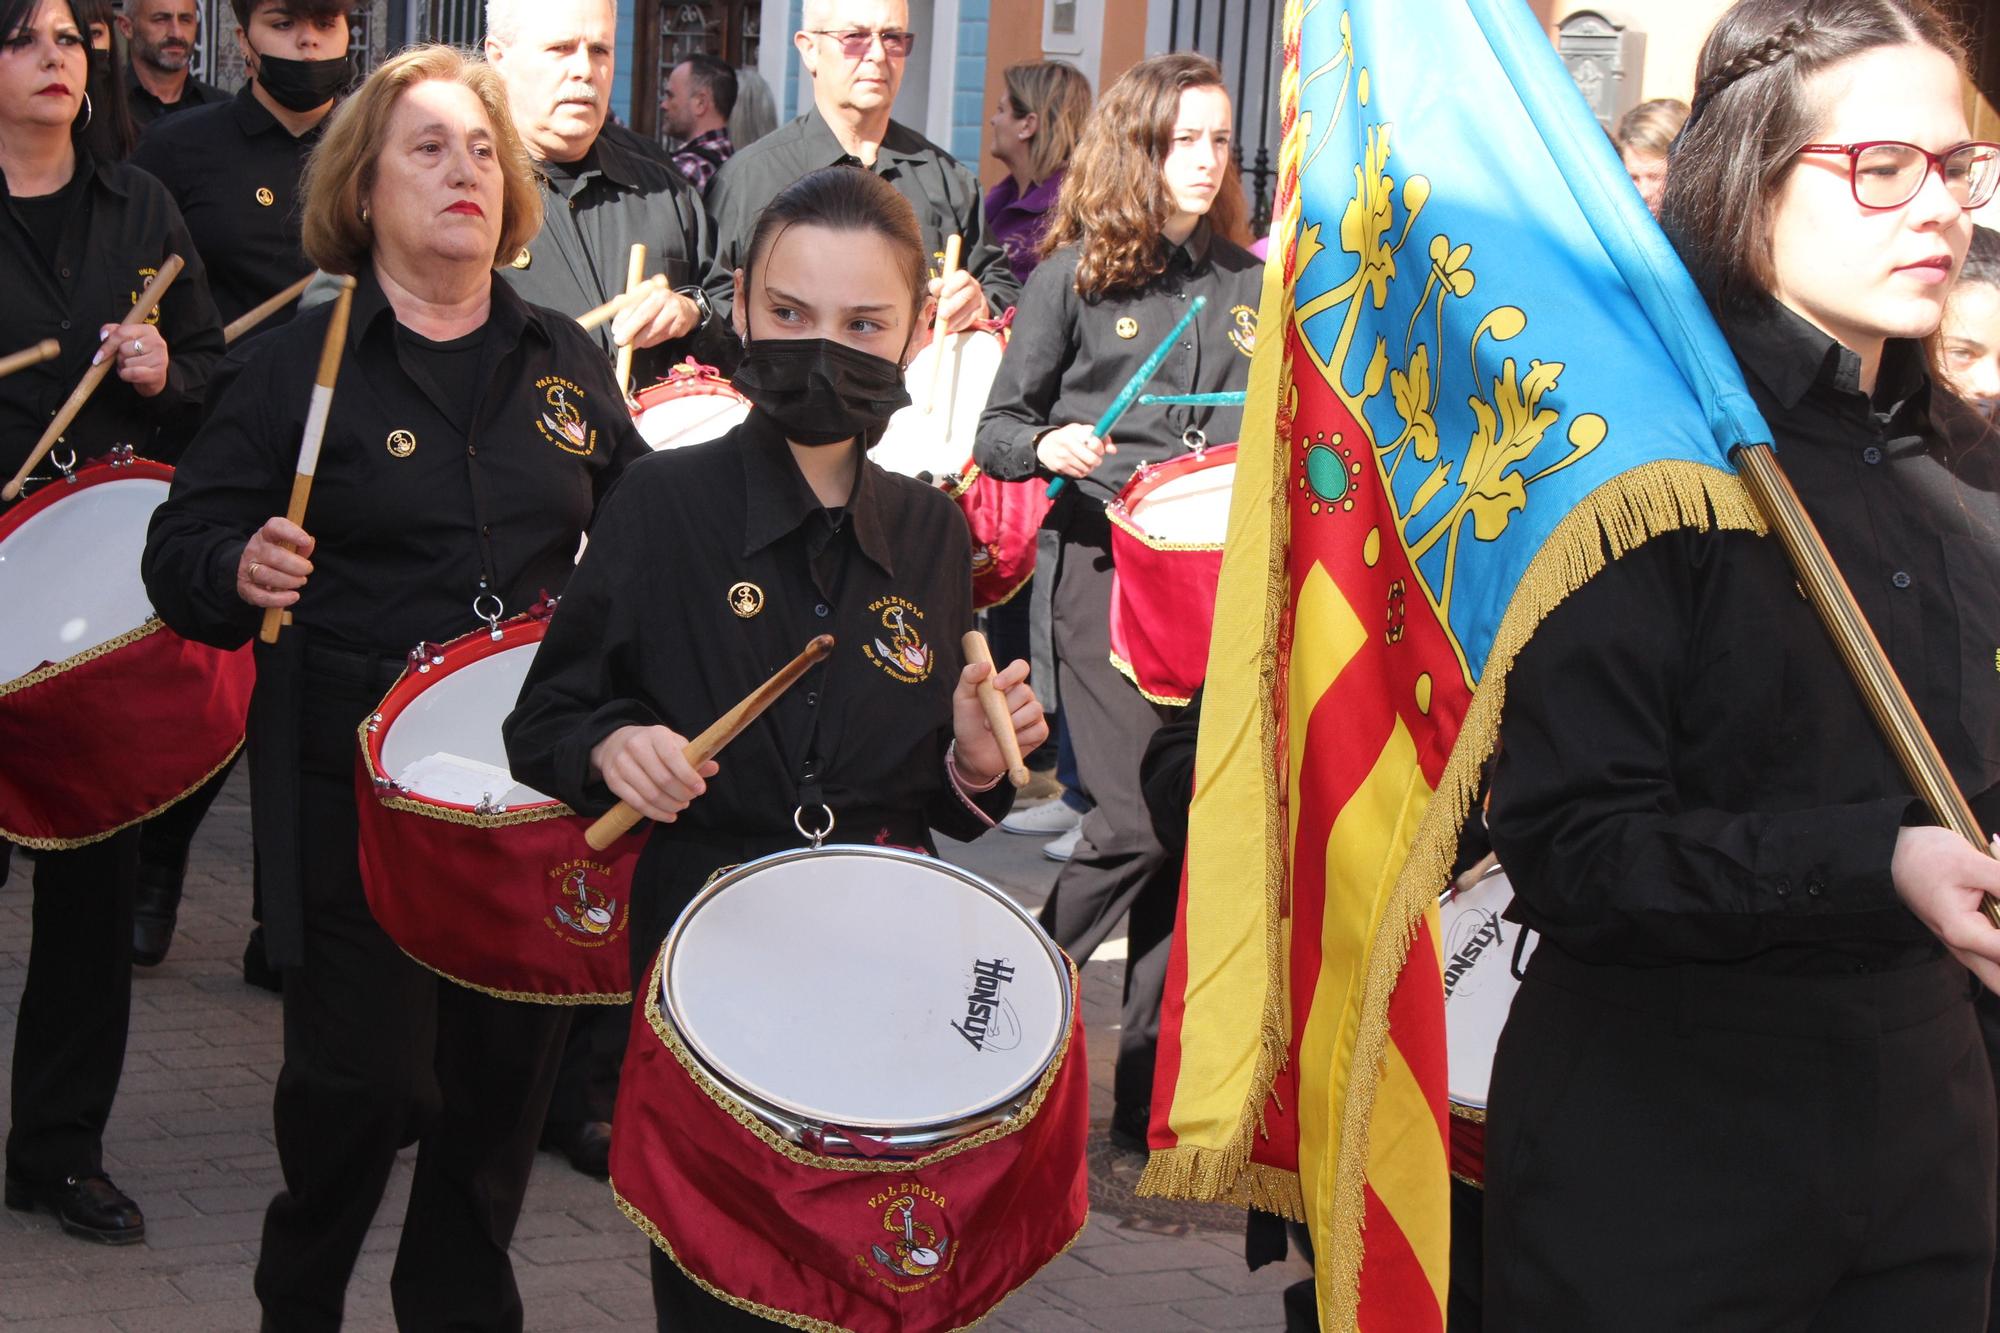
top-left (0, 772), bottom-right (1308, 1330)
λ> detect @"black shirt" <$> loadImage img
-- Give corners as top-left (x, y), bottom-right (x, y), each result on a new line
top-left (1488, 299), bottom-right (2000, 972)
top-left (974, 228), bottom-right (1264, 503)
top-left (504, 412), bottom-right (1015, 927)
top-left (498, 129), bottom-right (723, 387)
top-left (142, 270), bottom-right (649, 653)
top-left (0, 153), bottom-right (224, 479)
top-left (8, 172), bottom-right (81, 269)
top-left (123, 64), bottom-right (229, 134)
top-left (702, 107), bottom-right (1020, 322)
top-left (128, 85), bottom-right (321, 329)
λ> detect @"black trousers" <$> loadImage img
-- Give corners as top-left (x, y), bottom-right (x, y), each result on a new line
top-left (4, 827), bottom-right (141, 1184)
top-left (252, 669), bottom-right (570, 1333)
top-left (1485, 945), bottom-right (1995, 1331)
top-left (546, 1005), bottom-right (627, 1126)
top-left (136, 749), bottom-right (237, 894)
top-left (1041, 505), bottom-right (1180, 1129)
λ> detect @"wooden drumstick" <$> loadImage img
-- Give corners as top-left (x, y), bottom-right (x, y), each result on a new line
top-left (258, 275), bottom-right (358, 644)
top-left (960, 630), bottom-right (1029, 788)
top-left (585, 634), bottom-right (837, 850)
top-left (577, 276), bottom-right (667, 332)
top-left (224, 273), bottom-right (316, 344)
top-left (614, 243), bottom-right (646, 397)
top-left (0, 338), bottom-right (61, 381)
top-left (3, 255), bottom-right (184, 502)
top-left (922, 234), bottom-right (962, 414)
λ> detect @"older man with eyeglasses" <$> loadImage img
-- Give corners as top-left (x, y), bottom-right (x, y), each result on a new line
top-left (701, 0), bottom-right (1019, 338)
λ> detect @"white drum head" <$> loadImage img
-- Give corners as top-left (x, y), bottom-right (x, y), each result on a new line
top-left (378, 644), bottom-right (551, 808)
top-left (871, 330), bottom-right (1007, 481)
top-left (1441, 869), bottom-right (1535, 1112)
top-left (0, 475), bottom-right (166, 685)
top-left (635, 392), bottom-right (751, 450)
top-left (1130, 460), bottom-right (1234, 544)
top-left (665, 847), bottom-right (1069, 1132)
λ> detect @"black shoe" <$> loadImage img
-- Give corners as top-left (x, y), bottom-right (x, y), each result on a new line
top-left (540, 1119), bottom-right (612, 1179)
top-left (1108, 1110), bottom-right (1150, 1155)
top-left (4, 1171), bottom-right (145, 1245)
top-left (241, 928), bottom-right (282, 993)
top-left (131, 874), bottom-right (183, 968)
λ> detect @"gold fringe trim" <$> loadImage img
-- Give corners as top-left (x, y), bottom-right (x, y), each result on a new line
top-left (357, 715), bottom-right (575, 829)
top-left (390, 943), bottom-right (631, 1006)
top-left (1448, 1103), bottom-right (1485, 1125)
top-left (1138, 1151), bottom-right (1307, 1221)
top-left (1105, 502), bottom-right (1228, 554)
top-left (640, 950), bottom-right (1083, 1174)
top-left (1, 737), bottom-right (244, 852)
top-left (611, 1184), bottom-right (1090, 1333)
top-left (1106, 650), bottom-right (1195, 708)
top-left (1312, 459), bottom-right (1764, 1328)
top-left (0, 618), bottom-right (165, 699)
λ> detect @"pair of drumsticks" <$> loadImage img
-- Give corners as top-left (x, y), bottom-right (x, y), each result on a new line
top-left (582, 629), bottom-right (1029, 850)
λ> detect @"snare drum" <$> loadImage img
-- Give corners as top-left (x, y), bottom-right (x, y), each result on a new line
top-left (1107, 442), bottom-right (1237, 705)
top-left (870, 326), bottom-right (1007, 483)
top-left (1440, 866), bottom-right (1536, 1187)
top-left (0, 456), bottom-right (254, 848)
top-left (611, 845), bottom-right (1090, 1332)
top-left (631, 360), bottom-right (751, 450)
top-left (356, 613), bottom-right (639, 1001)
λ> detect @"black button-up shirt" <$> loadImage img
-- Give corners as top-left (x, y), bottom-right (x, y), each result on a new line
top-left (0, 153), bottom-right (224, 479)
top-left (974, 227), bottom-right (1263, 502)
top-left (142, 270), bottom-right (648, 653)
top-left (498, 128), bottom-right (723, 386)
top-left (128, 85), bottom-right (320, 329)
top-left (701, 107), bottom-right (1020, 321)
top-left (1489, 299), bottom-right (2000, 971)
top-left (123, 64), bottom-right (228, 134)
top-left (504, 412), bottom-right (1014, 934)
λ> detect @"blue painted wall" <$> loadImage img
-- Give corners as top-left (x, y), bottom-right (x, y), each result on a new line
top-left (951, 0), bottom-right (989, 163)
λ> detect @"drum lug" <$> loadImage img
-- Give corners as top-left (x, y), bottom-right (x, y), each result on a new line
top-left (408, 641), bottom-right (446, 674)
top-left (365, 711), bottom-right (382, 734)
top-left (107, 443), bottom-right (136, 468)
top-left (475, 793), bottom-right (506, 815)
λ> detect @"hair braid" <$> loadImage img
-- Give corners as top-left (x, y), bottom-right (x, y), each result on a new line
top-left (1687, 18), bottom-right (1814, 127)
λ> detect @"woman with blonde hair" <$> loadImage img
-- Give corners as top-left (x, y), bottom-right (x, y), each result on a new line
top-left (144, 44), bottom-right (648, 1330)
top-left (1615, 95), bottom-right (1689, 214)
top-left (975, 51), bottom-right (1260, 1154)
top-left (985, 59), bottom-right (1091, 283)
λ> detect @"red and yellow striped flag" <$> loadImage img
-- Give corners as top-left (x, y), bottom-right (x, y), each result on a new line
top-left (1140, 0), bottom-right (1768, 1326)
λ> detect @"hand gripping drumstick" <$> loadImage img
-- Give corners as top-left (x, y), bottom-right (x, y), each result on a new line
top-left (0, 338), bottom-right (61, 381)
top-left (585, 634), bottom-right (837, 850)
top-left (3, 255), bottom-right (185, 502)
top-left (577, 276), bottom-right (667, 333)
top-left (614, 243), bottom-right (646, 397)
top-left (1045, 293), bottom-right (1209, 500)
top-left (258, 275), bottom-right (358, 644)
top-left (960, 630), bottom-right (1029, 788)
top-left (921, 234), bottom-right (962, 414)
top-left (224, 273), bottom-right (315, 344)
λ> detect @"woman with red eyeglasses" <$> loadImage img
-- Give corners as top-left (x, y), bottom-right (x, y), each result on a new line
top-left (1481, 1), bottom-right (2000, 1327)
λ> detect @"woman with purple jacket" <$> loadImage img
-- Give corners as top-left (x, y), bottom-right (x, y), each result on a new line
top-left (984, 60), bottom-right (1091, 285)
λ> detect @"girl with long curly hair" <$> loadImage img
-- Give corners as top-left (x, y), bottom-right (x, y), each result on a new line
top-left (974, 51), bottom-right (1261, 1151)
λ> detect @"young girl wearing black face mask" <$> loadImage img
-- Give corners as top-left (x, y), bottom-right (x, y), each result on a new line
top-left (503, 164), bottom-right (1050, 1332)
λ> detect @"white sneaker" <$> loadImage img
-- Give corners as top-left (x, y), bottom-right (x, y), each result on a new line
top-left (1001, 800), bottom-right (1083, 836)
top-left (1042, 826), bottom-right (1083, 862)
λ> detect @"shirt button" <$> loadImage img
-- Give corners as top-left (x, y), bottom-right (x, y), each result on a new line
top-left (58, 267), bottom-right (69, 279)
top-left (805, 691), bottom-right (819, 707)
top-left (814, 603), bottom-right (829, 618)
top-left (1891, 571), bottom-right (1912, 590)
top-left (59, 319), bottom-right (70, 330)
top-left (1774, 875), bottom-right (1791, 898)
top-left (466, 445), bottom-right (477, 456)
top-left (481, 524), bottom-right (491, 536)
top-left (1806, 875), bottom-right (1825, 898)
top-left (1862, 446), bottom-right (1883, 465)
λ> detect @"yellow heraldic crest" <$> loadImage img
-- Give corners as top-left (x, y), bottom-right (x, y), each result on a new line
top-left (533, 376), bottom-right (597, 455)
top-left (862, 596), bottom-right (933, 683)
top-left (856, 1186), bottom-right (956, 1293)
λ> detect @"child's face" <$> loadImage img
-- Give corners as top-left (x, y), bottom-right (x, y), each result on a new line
top-left (735, 222), bottom-right (917, 362)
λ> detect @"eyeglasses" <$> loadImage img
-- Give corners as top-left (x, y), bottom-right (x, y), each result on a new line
top-left (1795, 140), bottom-right (2000, 210)
top-left (807, 28), bottom-right (916, 57)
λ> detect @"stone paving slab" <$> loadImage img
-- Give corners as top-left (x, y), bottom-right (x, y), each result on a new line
top-left (0, 772), bottom-right (1308, 1329)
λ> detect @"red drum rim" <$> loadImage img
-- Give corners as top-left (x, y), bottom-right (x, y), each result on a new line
top-left (1105, 442), bottom-right (1238, 554)
top-left (0, 456), bottom-right (175, 697)
top-left (630, 361), bottom-right (749, 409)
top-left (657, 845), bottom-right (1077, 1159)
top-left (358, 614), bottom-right (576, 829)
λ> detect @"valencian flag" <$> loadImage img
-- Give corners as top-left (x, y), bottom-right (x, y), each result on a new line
top-left (1140, 0), bottom-right (1776, 1327)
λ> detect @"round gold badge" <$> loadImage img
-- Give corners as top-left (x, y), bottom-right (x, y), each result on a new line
top-left (386, 429), bottom-right (417, 458)
top-left (255, 187), bottom-right (275, 207)
top-left (510, 248), bottom-right (532, 270)
top-left (726, 581), bottom-right (765, 619)
top-left (1115, 317), bottom-right (1139, 340)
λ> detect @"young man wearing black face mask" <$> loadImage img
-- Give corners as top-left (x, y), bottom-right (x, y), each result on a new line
top-left (123, 0), bottom-right (350, 980)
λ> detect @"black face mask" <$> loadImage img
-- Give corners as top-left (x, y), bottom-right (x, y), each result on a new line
top-left (731, 336), bottom-right (911, 446)
top-left (253, 52), bottom-right (352, 113)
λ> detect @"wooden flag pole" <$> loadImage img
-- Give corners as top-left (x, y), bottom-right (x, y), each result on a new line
top-left (1734, 442), bottom-right (2000, 927)
top-left (4, 255), bottom-right (185, 502)
top-left (614, 244), bottom-right (646, 397)
top-left (258, 275), bottom-right (359, 644)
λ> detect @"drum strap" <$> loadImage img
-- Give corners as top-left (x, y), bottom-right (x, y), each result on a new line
top-left (247, 630), bottom-right (308, 970)
top-left (461, 424), bottom-right (505, 618)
